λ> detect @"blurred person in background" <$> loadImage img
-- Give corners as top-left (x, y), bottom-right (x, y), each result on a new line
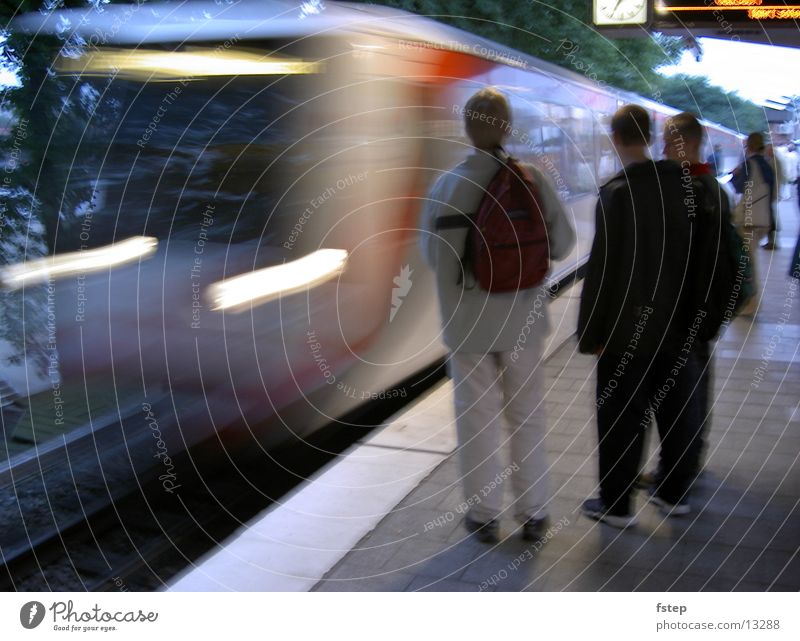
top-left (763, 143), bottom-right (781, 249)
top-left (706, 144), bottom-right (723, 176)
top-left (732, 133), bottom-right (775, 315)
top-left (780, 142), bottom-right (798, 200)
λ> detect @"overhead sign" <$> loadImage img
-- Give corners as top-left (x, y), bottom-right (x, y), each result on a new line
top-left (656, 1), bottom-right (800, 24)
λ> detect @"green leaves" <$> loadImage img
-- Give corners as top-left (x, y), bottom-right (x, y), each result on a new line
top-left (657, 74), bottom-right (768, 133)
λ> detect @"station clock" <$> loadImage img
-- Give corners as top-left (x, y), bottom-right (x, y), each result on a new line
top-left (593, 0), bottom-right (648, 26)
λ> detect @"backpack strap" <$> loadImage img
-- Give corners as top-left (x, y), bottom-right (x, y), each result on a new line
top-left (433, 212), bottom-right (477, 288)
top-left (434, 213), bottom-right (476, 230)
top-left (433, 149), bottom-right (507, 230)
top-left (493, 145), bottom-right (510, 164)
top-left (433, 148), bottom-right (509, 289)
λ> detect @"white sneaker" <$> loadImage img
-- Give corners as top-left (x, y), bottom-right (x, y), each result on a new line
top-left (648, 491), bottom-right (691, 516)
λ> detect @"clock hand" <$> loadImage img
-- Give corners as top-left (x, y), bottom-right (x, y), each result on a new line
top-left (612, 0), bottom-right (624, 15)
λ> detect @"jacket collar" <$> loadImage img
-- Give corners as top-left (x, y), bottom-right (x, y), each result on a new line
top-left (601, 158), bottom-right (679, 190)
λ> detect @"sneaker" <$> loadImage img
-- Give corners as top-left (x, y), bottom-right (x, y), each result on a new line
top-left (464, 515), bottom-right (499, 543)
top-left (647, 491), bottom-right (691, 516)
top-left (522, 516), bottom-right (549, 542)
top-left (581, 497), bottom-right (638, 529)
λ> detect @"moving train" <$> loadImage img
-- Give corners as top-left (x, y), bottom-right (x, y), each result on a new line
top-left (4, 0), bottom-right (743, 472)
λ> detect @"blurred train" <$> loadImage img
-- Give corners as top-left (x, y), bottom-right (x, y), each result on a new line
top-left (6, 0), bottom-right (744, 466)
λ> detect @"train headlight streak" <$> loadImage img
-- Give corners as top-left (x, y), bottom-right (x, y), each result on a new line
top-left (0, 236), bottom-right (158, 290)
top-left (208, 249), bottom-right (348, 312)
top-left (56, 49), bottom-right (323, 80)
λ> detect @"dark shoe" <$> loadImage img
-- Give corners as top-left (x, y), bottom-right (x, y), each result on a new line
top-left (761, 243), bottom-right (778, 250)
top-left (634, 470), bottom-right (657, 490)
top-left (647, 490), bottom-right (691, 516)
top-left (464, 515), bottom-right (499, 543)
top-left (689, 468), bottom-right (707, 489)
top-left (581, 497), bottom-right (638, 529)
top-left (522, 516), bottom-right (549, 542)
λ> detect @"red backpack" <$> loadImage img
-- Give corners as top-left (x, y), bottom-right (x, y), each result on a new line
top-left (437, 151), bottom-right (549, 292)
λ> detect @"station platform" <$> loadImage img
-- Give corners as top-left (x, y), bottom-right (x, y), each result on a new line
top-left (170, 207), bottom-right (800, 592)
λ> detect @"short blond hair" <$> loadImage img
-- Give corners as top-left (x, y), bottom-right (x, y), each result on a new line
top-left (463, 88), bottom-right (511, 150)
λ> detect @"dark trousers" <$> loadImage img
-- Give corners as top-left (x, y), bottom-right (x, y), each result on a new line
top-left (643, 341), bottom-right (712, 480)
top-left (596, 350), bottom-right (703, 515)
top-left (692, 341), bottom-right (712, 468)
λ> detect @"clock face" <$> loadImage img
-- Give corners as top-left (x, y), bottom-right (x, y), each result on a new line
top-left (595, 0), bottom-right (647, 25)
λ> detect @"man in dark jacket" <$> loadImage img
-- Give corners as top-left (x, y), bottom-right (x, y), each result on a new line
top-left (647, 111), bottom-right (736, 490)
top-left (578, 105), bottom-right (698, 528)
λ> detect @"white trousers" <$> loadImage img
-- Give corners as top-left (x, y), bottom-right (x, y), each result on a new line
top-left (449, 334), bottom-right (550, 524)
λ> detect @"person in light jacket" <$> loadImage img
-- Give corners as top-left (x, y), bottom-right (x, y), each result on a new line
top-left (418, 87), bottom-right (575, 543)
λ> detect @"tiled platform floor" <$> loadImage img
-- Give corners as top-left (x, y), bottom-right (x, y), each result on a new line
top-left (314, 213), bottom-right (800, 592)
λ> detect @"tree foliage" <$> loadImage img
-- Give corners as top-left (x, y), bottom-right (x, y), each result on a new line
top-left (1, 1), bottom-right (117, 373)
top-left (657, 73), bottom-right (767, 133)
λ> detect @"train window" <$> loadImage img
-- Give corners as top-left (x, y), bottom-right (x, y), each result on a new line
top-left (651, 111), bottom-right (667, 160)
top-left (532, 104), bottom-right (595, 200)
top-left (505, 96), bottom-right (602, 200)
top-left (595, 113), bottom-right (619, 185)
top-left (38, 45), bottom-right (326, 255)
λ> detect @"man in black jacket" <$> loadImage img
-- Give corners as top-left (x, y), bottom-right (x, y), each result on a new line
top-left (652, 111), bottom-right (737, 488)
top-left (578, 105), bottom-right (698, 528)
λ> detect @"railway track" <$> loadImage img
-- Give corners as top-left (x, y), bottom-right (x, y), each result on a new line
top-left (0, 363), bottom-right (446, 592)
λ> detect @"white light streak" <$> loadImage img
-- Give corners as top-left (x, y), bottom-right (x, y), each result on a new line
top-left (0, 236), bottom-right (158, 290)
top-left (208, 248), bottom-right (348, 312)
top-left (56, 49), bottom-right (323, 80)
